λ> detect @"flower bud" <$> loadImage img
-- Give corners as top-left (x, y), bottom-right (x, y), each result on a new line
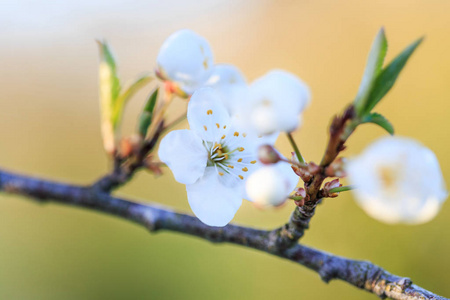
top-left (323, 179), bottom-right (342, 198)
top-left (246, 70), bottom-right (311, 135)
top-left (156, 29), bottom-right (214, 95)
top-left (246, 165), bottom-right (293, 207)
top-left (258, 145), bottom-right (281, 164)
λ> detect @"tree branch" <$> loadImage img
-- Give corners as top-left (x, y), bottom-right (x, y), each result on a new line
top-left (92, 121), bottom-right (164, 192)
top-left (0, 168), bottom-right (447, 300)
top-left (273, 106), bottom-right (357, 248)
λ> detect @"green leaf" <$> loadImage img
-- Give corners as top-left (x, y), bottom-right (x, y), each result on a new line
top-left (354, 28), bottom-right (388, 116)
top-left (138, 88), bottom-right (159, 137)
top-left (362, 37), bottom-right (423, 115)
top-left (97, 40), bottom-right (121, 154)
top-left (112, 74), bottom-right (153, 127)
top-left (362, 112), bottom-right (394, 135)
top-left (97, 40), bottom-right (121, 106)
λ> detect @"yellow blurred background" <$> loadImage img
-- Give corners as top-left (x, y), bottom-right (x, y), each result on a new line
top-left (1, 0), bottom-right (449, 299)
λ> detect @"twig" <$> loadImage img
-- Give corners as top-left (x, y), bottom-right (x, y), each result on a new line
top-left (0, 168), bottom-right (447, 300)
top-left (272, 105), bottom-right (357, 248)
top-left (92, 121), bottom-right (164, 192)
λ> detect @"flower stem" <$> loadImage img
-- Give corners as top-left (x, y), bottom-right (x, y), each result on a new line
top-left (328, 185), bottom-right (354, 194)
top-left (286, 132), bottom-right (305, 163)
top-left (288, 195), bottom-right (304, 201)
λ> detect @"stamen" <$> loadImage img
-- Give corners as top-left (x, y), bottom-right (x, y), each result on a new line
top-left (228, 165), bottom-right (234, 169)
top-left (234, 132), bottom-right (239, 137)
top-left (203, 125), bottom-right (207, 131)
top-left (224, 154), bottom-right (229, 160)
top-left (242, 167), bottom-right (248, 172)
top-left (237, 158), bottom-right (243, 162)
top-left (250, 160), bottom-right (256, 164)
top-left (207, 109), bottom-right (213, 115)
top-left (216, 123), bottom-right (220, 128)
top-left (218, 172), bottom-right (224, 176)
top-left (243, 133), bottom-right (247, 137)
top-left (238, 175), bottom-right (244, 180)
top-left (221, 135), bottom-right (226, 139)
top-left (223, 125), bottom-right (227, 129)
top-left (238, 147), bottom-right (245, 152)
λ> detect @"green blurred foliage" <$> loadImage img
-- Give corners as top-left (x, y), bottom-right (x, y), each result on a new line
top-left (1, 0), bottom-right (449, 299)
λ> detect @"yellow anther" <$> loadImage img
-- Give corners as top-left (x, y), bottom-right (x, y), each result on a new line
top-left (234, 132), bottom-right (239, 137)
top-left (218, 172), bottom-right (224, 176)
top-left (243, 133), bottom-right (247, 137)
top-left (207, 109), bottom-right (213, 115)
top-left (221, 135), bottom-right (226, 139)
top-left (223, 125), bottom-right (227, 129)
top-left (250, 160), bottom-right (257, 164)
top-left (203, 125), bottom-right (207, 131)
top-left (238, 147), bottom-right (245, 152)
top-left (217, 149), bottom-right (223, 156)
top-left (238, 175), bottom-right (244, 180)
top-left (228, 165), bottom-right (234, 169)
top-left (242, 167), bottom-right (248, 172)
top-left (237, 158), bottom-right (243, 162)
top-left (216, 123), bottom-right (220, 129)
top-left (224, 154), bottom-right (229, 159)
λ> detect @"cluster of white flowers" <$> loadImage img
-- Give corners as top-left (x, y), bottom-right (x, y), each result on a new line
top-left (158, 88), bottom-right (298, 226)
top-left (346, 137), bottom-right (447, 224)
top-left (156, 30), bottom-right (309, 226)
top-left (156, 29), bottom-right (447, 227)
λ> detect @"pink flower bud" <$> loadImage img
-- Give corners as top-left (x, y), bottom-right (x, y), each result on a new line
top-left (258, 145), bottom-right (281, 164)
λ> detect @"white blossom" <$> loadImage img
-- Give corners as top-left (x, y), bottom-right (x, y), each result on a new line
top-left (159, 88), bottom-right (277, 226)
top-left (156, 29), bottom-right (214, 95)
top-left (246, 163), bottom-right (299, 207)
top-left (346, 136), bottom-right (447, 224)
top-left (239, 70), bottom-right (311, 135)
top-left (205, 64), bottom-right (247, 115)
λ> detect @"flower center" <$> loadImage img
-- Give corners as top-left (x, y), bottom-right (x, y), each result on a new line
top-left (378, 166), bottom-right (398, 189)
top-left (207, 142), bottom-right (243, 166)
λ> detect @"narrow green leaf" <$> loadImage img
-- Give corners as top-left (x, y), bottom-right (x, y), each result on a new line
top-left (138, 88), bottom-right (159, 137)
top-left (97, 40), bottom-right (121, 106)
top-left (362, 112), bottom-right (394, 135)
top-left (362, 37), bottom-right (423, 115)
top-left (112, 74), bottom-right (153, 128)
top-left (96, 40), bottom-right (121, 154)
top-left (354, 28), bottom-right (388, 115)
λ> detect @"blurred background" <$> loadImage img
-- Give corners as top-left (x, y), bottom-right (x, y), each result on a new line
top-left (1, 0), bottom-right (449, 299)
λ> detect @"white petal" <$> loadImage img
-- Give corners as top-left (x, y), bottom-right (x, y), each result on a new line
top-left (245, 161), bottom-right (298, 207)
top-left (187, 88), bottom-right (230, 142)
top-left (247, 69), bottom-right (310, 134)
top-left (158, 129), bottom-right (208, 184)
top-left (205, 64), bottom-right (248, 114)
top-left (346, 136), bottom-right (448, 224)
top-left (157, 29), bottom-right (214, 94)
top-left (186, 167), bottom-right (243, 226)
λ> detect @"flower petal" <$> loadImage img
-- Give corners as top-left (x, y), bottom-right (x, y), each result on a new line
top-left (247, 69), bottom-right (310, 134)
top-left (205, 64), bottom-right (248, 114)
top-left (187, 87), bottom-right (231, 142)
top-left (158, 129), bottom-right (208, 184)
top-left (186, 167), bottom-right (242, 226)
top-left (245, 160), bottom-right (298, 206)
top-left (346, 136), bottom-right (447, 224)
top-left (156, 29), bottom-right (214, 94)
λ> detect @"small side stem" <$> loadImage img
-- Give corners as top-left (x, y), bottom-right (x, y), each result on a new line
top-left (286, 132), bottom-right (305, 163)
top-left (329, 185), bottom-right (354, 194)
